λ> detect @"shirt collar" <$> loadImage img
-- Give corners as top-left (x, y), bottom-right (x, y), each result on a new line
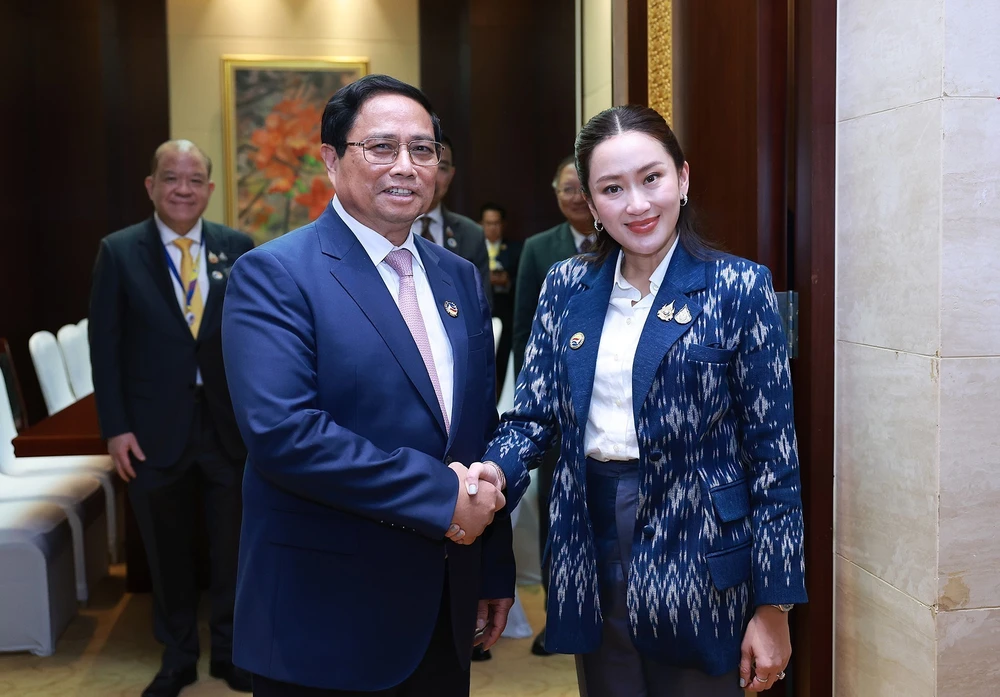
top-left (155, 212), bottom-right (203, 246)
top-left (569, 226), bottom-right (596, 252)
top-left (332, 195), bottom-right (426, 273)
top-left (611, 234), bottom-right (680, 297)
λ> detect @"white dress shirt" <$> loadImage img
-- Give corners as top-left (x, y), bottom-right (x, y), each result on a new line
top-left (156, 213), bottom-right (209, 308)
top-left (584, 237), bottom-right (679, 461)
top-left (410, 204), bottom-right (446, 246)
top-left (333, 196), bottom-right (455, 422)
top-left (156, 213), bottom-right (209, 384)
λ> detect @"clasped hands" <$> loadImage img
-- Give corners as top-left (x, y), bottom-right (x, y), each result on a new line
top-left (445, 461), bottom-right (505, 545)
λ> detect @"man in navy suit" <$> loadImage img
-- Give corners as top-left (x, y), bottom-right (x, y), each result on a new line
top-left (221, 74), bottom-right (514, 697)
top-left (90, 139), bottom-right (253, 697)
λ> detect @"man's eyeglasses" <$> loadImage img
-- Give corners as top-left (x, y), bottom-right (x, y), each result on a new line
top-left (556, 186), bottom-right (585, 198)
top-left (346, 138), bottom-right (443, 166)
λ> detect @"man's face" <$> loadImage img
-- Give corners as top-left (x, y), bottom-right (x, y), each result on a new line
top-left (431, 145), bottom-right (455, 209)
top-left (481, 209), bottom-right (503, 243)
top-left (323, 94), bottom-right (437, 238)
top-left (144, 148), bottom-right (214, 234)
top-left (554, 164), bottom-right (593, 232)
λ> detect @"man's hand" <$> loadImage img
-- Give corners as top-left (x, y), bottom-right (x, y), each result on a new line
top-left (739, 605), bottom-right (791, 692)
top-left (447, 462), bottom-right (505, 545)
top-left (474, 597), bottom-right (514, 650)
top-left (108, 432), bottom-right (145, 482)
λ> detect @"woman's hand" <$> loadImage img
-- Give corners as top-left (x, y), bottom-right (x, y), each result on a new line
top-left (739, 605), bottom-right (791, 692)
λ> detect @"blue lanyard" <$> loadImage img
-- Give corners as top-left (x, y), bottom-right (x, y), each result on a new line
top-left (163, 244), bottom-right (201, 308)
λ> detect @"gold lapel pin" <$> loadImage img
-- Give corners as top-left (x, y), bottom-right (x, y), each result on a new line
top-left (569, 332), bottom-right (585, 350)
top-left (208, 251), bottom-right (219, 264)
top-left (657, 301), bottom-right (675, 322)
top-left (675, 305), bottom-right (693, 324)
top-left (444, 300), bottom-right (459, 318)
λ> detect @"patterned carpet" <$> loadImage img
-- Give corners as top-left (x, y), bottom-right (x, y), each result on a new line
top-left (0, 566), bottom-right (580, 696)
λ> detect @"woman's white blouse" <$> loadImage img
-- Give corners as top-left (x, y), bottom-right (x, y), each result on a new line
top-left (584, 238), bottom-right (678, 461)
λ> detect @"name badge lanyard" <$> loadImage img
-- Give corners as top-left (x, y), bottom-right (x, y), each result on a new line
top-left (163, 245), bottom-right (202, 327)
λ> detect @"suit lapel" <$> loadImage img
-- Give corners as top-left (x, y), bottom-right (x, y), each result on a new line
top-left (563, 258), bottom-right (616, 427)
top-left (557, 223), bottom-right (579, 258)
top-left (198, 222), bottom-right (224, 342)
top-left (631, 244), bottom-right (709, 417)
top-left (320, 208), bottom-right (449, 438)
top-left (137, 218), bottom-right (192, 337)
top-left (418, 238), bottom-right (466, 450)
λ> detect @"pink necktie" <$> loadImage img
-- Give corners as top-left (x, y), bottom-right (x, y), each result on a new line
top-left (384, 249), bottom-right (450, 433)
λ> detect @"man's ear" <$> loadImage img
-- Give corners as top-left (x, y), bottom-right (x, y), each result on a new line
top-left (320, 144), bottom-right (339, 188)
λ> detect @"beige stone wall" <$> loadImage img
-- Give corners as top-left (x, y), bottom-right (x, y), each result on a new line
top-left (835, 1), bottom-right (1000, 695)
top-left (581, 0), bottom-right (612, 123)
top-left (166, 0), bottom-right (420, 224)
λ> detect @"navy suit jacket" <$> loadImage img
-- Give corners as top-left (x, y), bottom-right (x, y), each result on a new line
top-left (222, 205), bottom-right (514, 691)
top-left (485, 245), bottom-right (807, 676)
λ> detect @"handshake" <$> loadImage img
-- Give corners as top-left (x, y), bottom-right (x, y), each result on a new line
top-left (445, 461), bottom-right (507, 545)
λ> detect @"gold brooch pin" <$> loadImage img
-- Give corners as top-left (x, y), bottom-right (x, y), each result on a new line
top-left (444, 300), bottom-right (459, 317)
top-left (207, 251), bottom-right (219, 264)
top-left (569, 332), bottom-right (585, 350)
top-left (675, 305), bottom-right (693, 324)
top-left (657, 301), bottom-right (675, 322)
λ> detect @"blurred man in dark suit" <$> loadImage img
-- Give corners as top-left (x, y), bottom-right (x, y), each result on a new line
top-left (411, 136), bottom-right (492, 306)
top-left (512, 154), bottom-right (595, 656)
top-left (89, 139), bottom-right (254, 697)
top-left (480, 202), bottom-right (521, 401)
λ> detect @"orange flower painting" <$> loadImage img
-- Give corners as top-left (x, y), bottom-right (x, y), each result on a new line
top-left (222, 57), bottom-right (368, 244)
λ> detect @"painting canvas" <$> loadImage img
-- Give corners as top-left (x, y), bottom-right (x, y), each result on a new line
top-left (222, 56), bottom-right (368, 244)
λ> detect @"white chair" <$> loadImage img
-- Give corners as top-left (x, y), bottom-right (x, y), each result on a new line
top-left (0, 370), bottom-right (119, 563)
top-left (0, 500), bottom-right (77, 656)
top-left (28, 331), bottom-right (76, 415)
top-left (56, 323), bottom-right (94, 398)
top-left (0, 473), bottom-right (108, 603)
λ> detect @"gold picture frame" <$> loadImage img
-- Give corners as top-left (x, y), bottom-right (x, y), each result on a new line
top-left (221, 55), bottom-right (369, 244)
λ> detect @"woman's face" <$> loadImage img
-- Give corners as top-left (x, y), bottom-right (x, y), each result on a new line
top-left (586, 131), bottom-right (689, 263)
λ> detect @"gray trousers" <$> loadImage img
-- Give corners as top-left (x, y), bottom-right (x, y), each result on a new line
top-left (577, 458), bottom-right (743, 697)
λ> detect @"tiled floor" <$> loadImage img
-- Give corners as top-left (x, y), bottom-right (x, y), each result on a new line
top-left (0, 566), bottom-right (580, 696)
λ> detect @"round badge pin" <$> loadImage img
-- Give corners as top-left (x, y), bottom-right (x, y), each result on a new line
top-left (211, 270), bottom-right (224, 280)
top-left (569, 332), bottom-right (585, 350)
top-left (446, 237), bottom-right (458, 249)
top-left (444, 300), bottom-right (459, 317)
top-left (185, 312), bottom-right (197, 326)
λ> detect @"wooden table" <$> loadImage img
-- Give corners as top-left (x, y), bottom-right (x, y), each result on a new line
top-left (11, 395), bottom-right (212, 593)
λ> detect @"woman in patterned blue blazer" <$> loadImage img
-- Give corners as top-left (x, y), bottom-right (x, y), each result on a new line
top-left (456, 105), bottom-right (808, 696)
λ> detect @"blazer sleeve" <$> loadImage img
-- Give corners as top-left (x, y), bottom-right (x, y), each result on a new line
top-left (483, 265), bottom-right (564, 511)
top-left (88, 238), bottom-right (130, 440)
top-left (731, 267), bottom-right (808, 605)
top-left (222, 248), bottom-right (460, 540)
top-left (512, 242), bottom-right (542, 378)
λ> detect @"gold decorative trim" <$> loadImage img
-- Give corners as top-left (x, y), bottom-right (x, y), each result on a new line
top-left (647, 0), bottom-right (672, 124)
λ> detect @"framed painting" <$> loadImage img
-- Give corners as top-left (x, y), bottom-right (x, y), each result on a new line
top-left (221, 55), bottom-right (369, 244)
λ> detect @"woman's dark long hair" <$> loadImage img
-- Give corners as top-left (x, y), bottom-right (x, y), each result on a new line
top-left (574, 105), bottom-right (719, 266)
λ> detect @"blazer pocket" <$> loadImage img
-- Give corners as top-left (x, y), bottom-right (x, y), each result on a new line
top-left (708, 478), bottom-right (750, 523)
top-left (705, 540), bottom-right (752, 591)
top-left (267, 510), bottom-right (359, 555)
top-left (686, 343), bottom-right (736, 364)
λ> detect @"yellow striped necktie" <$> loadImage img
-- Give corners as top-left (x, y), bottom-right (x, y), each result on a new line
top-left (172, 237), bottom-right (203, 338)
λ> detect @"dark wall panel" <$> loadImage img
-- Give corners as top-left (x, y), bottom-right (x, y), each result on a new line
top-left (0, 1), bottom-right (169, 425)
top-left (420, 0), bottom-right (577, 240)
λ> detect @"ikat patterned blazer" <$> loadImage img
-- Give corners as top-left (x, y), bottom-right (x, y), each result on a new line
top-left (483, 242), bottom-right (808, 677)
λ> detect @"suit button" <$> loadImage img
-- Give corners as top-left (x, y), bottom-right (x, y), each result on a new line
top-left (643, 524), bottom-right (655, 538)
top-left (648, 450), bottom-right (663, 463)
top-left (444, 455), bottom-right (454, 465)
